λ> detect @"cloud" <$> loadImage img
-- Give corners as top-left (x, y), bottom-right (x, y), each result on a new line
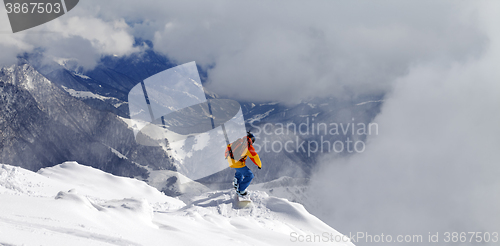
top-left (37, 16), bottom-right (138, 69)
top-left (0, 8), bottom-right (34, 67)
top-left (150, 1), bottom-right (487, 103)
top-left (0, 0), bottom-right (488, 101)
top-left (0, 2), bottom-right (138, 70)
top-left (307, 2), bottom-right (500, 245)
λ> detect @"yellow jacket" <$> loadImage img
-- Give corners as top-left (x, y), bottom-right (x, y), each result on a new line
top-left (226, 138), bottom-right (262, 169)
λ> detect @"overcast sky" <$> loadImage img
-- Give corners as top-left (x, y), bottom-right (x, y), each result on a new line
top-left (0, 0), bottom-right (488, 103)
top-left (1, 1), bottom-right (499, 244)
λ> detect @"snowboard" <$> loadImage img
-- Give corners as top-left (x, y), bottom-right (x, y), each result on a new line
top-left (235, 191), bottom-right (252, 208)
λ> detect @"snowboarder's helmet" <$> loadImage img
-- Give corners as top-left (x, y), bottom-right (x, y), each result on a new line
top-left (247, 131), bottom-right (256, 144)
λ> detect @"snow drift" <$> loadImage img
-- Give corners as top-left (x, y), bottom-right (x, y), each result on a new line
top-left (0, 162), bottom-right (353, 246)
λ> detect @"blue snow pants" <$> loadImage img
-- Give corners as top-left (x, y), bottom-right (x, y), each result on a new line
top-left (234, 166), bottom-right (254, 192)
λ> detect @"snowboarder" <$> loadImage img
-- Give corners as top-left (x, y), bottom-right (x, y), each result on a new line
top-left (225, 132), bottom-right (262, 197)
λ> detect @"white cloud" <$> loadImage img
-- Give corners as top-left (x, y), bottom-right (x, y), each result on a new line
top-left (150, 1), bottom-right (487, 103)
top-left (36, 16), bottom-right (138, 69)
top-left (1, 0), bottom-right (487, 100)
top-left (49, 17), bottom-right (136, 56)
top-left (0, 2), bottom-right (138, 69)
top-left (307, 2), bottom-right (500, 244)
top-left (0, 8), bottom-right (34, 66)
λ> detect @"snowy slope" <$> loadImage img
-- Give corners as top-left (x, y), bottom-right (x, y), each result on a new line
top-left (253, 176), bottom-right (310, 204)
top-left (146, 168), bottom-right (211, 199)
top-left (0, 162), bottom-right (353, 246)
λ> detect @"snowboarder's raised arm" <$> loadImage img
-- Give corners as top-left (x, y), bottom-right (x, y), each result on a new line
top-left (247, 143), bottom-right (262, 169)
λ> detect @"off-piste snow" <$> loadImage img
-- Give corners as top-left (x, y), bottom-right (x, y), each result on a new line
top-left (0, 162), bottom-right (353, 246)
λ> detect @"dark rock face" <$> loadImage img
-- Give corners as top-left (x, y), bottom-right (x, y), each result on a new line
top-left (0, 63), bottom-right (175, 177)
top-left (161, 176), bottom-right (182, 197)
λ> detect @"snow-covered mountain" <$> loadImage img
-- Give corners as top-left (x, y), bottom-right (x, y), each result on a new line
top-left (1, 49), bottom-right (383, 197)
top-left (0, 61), bottom-right (174, 177)
top-left (0, 162), bottom-right (354, 246)
top-left (25, 48), bottom-right (176, 118)
top-left (0, 46), bottom-right (382, 246)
